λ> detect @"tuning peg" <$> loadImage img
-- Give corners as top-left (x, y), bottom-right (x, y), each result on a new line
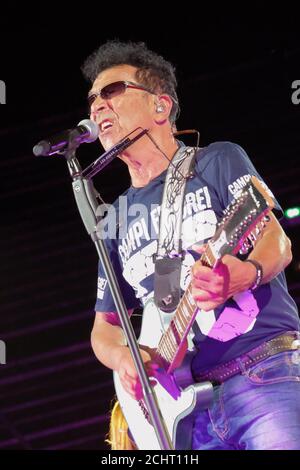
top-left (239, 245), bottom-right (248, 255)
top-left (239, 240), bottom-right (251, 255)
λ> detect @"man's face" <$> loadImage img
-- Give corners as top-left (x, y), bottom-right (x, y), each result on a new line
top-left (89, 65), bottom-right (156, 150)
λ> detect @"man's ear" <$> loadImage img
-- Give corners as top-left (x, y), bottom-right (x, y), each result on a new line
top-left (154, 94), bottom-right (173, 123)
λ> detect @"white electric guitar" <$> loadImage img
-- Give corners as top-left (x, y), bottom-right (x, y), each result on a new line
top-left (113, 177), bottom-right (275, 450)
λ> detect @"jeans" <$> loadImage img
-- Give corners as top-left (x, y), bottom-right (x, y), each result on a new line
top-left (192, 350), bottom-right (300, 450)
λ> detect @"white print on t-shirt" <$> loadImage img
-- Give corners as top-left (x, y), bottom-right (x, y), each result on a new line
top-left (118, 186), bottom-right (216, 265)
top-left (122, 240), bottom-right (157, 299)
top-left (195, 290), bottom-right (259, 342)
top-left (228, 174), bottom-right (275, 200)
top-left (122, 243), bottom-right (196, 301)
top-left (97, 277), bottom-right (108, 300)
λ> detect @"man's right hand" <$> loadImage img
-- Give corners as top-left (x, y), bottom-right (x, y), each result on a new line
top-left (91, 312), bottom-right (160, 400)
top-left (116, 346), bottom-right (159, 400)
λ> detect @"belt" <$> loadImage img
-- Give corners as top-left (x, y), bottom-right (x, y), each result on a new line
top-left (193, 331), bottom-right (300, 385)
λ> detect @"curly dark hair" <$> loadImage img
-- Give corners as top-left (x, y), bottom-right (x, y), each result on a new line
top-left (81, 40), bottom-right (179, 124)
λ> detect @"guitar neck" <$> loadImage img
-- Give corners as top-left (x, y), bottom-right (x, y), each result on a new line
top-left (156, 246), bottom-right (215, 372)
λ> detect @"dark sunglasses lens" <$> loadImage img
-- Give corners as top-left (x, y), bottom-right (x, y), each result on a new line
top-left (88, 94), bottom-right (96, 107)
top-left (88, 82), bottom-right (127, 107)
top-left (101, 82), bottom-right (126, 99)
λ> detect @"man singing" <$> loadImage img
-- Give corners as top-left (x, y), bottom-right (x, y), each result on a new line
top-left (81, 40), bottom-right (300, 450)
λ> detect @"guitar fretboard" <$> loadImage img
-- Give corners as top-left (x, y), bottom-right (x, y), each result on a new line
top-left (156, 246), bottom-right (215, 368)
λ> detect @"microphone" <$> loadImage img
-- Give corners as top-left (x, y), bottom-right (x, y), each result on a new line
top-left (33, 119), bottom-right (99, 156)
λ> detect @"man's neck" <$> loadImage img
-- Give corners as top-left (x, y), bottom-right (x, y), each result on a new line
top-left (120, 137), bottom-right (179, 188)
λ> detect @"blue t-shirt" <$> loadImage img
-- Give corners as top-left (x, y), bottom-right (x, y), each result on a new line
top-left (95, 141), bottom-right (299, 371)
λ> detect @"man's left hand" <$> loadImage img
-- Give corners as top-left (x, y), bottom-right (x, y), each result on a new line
top-left (191, 249), bottom-right (257, 312)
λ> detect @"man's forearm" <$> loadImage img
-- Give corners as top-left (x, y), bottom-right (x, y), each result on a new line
top-left (91, 320), bottom-right (127, 371)
top-left (248, 226), bottom-right (292, 284)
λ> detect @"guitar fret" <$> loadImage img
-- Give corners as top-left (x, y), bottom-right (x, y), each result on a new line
top-left (169, 323), bottom-right (181, 346)
top-left (177, 305), bottom-right (188, 330)
top-left (164, 339), bottom-right (175, 361)
top-left (164, 332), bottom-right (173, 351)
top-left (166, 332), bottom-right (177, 354)
top-left (160, 332), bottom-right (175, 357)
top-left (181, 302), bottom-right (191, 322)
top-left (158, 337), bottom-right (168, 354)
top-left (185, 288), bottom-right (196, 309)
top-left (158, 344), bottom-right (168, 360)
top-left (183, 293), bottom-right (194, 314)
top-left (159, 343), bottom-right (171, 362)
top-left (204, 246), bottom-right (215, 267)
top-left (175, 311), bottom-right (186, 336)
top-left (176, 303), bottom-right (185, 323)
top-left (184, 290), bottom-right (192, 309)
top-left (201, 253), bottom-right (211, 267)
top-left (173, 317), bottom-right (184, 335)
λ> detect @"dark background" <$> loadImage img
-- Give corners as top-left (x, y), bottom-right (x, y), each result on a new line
top-left (0, 5), bottom-right (299, 449)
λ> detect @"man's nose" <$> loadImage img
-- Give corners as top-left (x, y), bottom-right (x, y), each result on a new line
top-left (90, 96), bottom-right (110, 118)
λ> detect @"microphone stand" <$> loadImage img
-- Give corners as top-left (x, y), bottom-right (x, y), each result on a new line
top-left (63, 129), bottom-right (173, 450)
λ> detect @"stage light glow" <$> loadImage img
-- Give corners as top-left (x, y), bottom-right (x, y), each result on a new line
top-left (285, 207), bottom-right (300, 219)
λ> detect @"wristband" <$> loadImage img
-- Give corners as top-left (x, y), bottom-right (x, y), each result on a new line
top-left (245, 259), bottom-right (263, 291)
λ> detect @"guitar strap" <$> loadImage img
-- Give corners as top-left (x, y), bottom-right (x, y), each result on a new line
top-left (154, 144), bottom-right (197, 312)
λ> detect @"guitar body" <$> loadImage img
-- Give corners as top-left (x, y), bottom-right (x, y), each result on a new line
top-left (113, 299), bottom-right (213, 450)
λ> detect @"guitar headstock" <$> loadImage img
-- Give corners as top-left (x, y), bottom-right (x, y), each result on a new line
top-left (203, 176), bottom-right (275, 267)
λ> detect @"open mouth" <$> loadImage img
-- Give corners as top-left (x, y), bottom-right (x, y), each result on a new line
top-left (99, 119), bottom-right (113, 134)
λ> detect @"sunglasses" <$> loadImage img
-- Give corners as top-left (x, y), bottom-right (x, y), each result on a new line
top-left (88, 80), bottom-right (155, 107)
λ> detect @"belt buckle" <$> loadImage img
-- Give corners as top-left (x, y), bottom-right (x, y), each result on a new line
top-left (291, 339), bottom-right (300, 350)
top-left (291, 339), bottom-right (300, 364)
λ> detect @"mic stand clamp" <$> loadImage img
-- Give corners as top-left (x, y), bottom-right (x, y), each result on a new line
top-left (62, 139), bottom-right (173, 450)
